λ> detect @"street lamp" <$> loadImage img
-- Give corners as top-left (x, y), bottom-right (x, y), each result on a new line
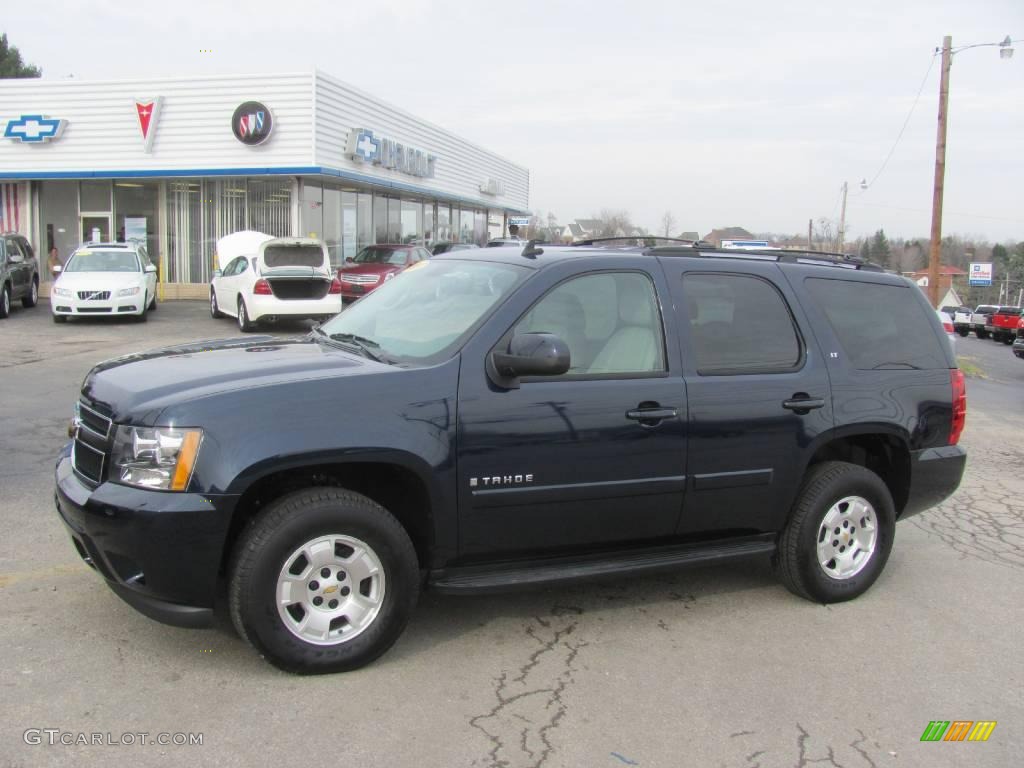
top-left (926, 34), bottom-right (1015, 307)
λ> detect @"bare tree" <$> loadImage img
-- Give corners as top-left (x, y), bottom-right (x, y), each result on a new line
top-left (593, 209), bottom-right (634, 237)
top-left (660, 211), bottom-right (677, 238)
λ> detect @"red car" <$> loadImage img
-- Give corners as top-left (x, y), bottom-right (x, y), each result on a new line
top-left (336, 244), bottom-right (432, 301)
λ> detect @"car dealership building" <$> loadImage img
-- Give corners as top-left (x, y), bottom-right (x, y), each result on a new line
top-left (0, 71), bottom-right (530, 296)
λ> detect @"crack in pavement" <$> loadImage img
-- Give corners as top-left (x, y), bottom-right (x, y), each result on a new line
top-left (910, 445), bottom-right (1024, 570)
top-left (469, 606), bottom-right (585, 768)
top-left (729, 725), bottom-right (886, 768)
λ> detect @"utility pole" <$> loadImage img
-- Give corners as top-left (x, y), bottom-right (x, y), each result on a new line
top-left (808, 219), bottom-right (813, 250)
top-left (927, 36), bottom-right (953, 308)
top-left (837, 181), bottom-right (848, 253)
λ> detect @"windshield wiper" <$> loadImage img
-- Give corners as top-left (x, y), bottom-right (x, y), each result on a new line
top-left (326, 332), bottom-right (387, 363)
top-left (871, 362), bottom-right (922, 370)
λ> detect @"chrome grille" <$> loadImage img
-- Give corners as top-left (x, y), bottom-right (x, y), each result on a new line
top-left (340, 274), bottom-right (379, 285)
top-left (73, 400), bottom-right (113, 484)
top-left (78, 290), bottom-right (111, 301)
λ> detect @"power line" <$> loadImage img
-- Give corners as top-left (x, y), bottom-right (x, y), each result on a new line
top-left (861, 52), bottom-right (938, 191)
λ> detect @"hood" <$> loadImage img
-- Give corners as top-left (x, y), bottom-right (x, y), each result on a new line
top-left (338, 261), bottom-right (404, 276)
top-left (81, 336), bottom-right (381, 424)
top-left (56, 271), bottom-right (145, 290)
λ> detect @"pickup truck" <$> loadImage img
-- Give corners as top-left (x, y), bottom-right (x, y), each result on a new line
top-left (970, 304), bottom-right (998, 339)
top-left (951, 306), bottom-right (973, 336)
top-left (984, 306), bottom-right (1023, 344)
top-left (54, 243), bottom-right (968, 673)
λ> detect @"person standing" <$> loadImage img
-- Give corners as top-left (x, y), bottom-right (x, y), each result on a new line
top-left (47, 246), bottom-right (61, 276)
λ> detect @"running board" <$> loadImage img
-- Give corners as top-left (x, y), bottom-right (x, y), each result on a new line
top-left (429, 536), bottom-right (776, 594)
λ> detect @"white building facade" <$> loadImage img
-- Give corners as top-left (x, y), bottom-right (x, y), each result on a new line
top-left (0, 71), bottom-right (530, 294)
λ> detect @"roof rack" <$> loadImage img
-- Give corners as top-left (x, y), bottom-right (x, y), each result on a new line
top-left (570, 236), bottom-right (702, 247)
top-left (646, 245), bottom-right (884, 271)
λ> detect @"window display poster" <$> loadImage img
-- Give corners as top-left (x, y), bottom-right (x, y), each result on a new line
top-left (125, 217), bottom-right (147, 245)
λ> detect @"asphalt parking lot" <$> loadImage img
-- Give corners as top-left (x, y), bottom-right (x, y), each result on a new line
top-left (1, 301), bottom-right (1021, 768)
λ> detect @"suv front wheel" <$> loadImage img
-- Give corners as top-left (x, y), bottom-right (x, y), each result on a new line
top-left (229, 487), bottom-right (420, 673)
top-left (774, 461), bottom-right (895, 603)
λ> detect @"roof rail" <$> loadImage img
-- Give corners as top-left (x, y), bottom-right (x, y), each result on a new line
top-left (570, 236), bottom-right (700, 247)
top-left (646, 245), bottom-right (884, 271)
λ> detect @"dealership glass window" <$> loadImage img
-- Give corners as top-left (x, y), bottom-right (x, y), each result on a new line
top-left (423, 203), bottom-right (436, 246)
top-left (341, 191), bottom-right (357, 261)
top-left (400, 199), bottom-right (422, 245)
top-left (356, 192), bottom-right (373, 253)
top-left (166, 180), bottom-right (204, 283)
top-left (436, 205), bottom-right (451, 244)
top-left (38, 181), bottom-right (78, 268)
top-left (113, 181), bottom-right (159, 264)
top-left (373, 194), bottom-right (388, 244)
top-left (322, 186), bottom-right (342, 268)
top-left (474, 210), bottom-right (487, 246)
top-left (247, 179), bottom-right (291, 235)
top-left (301, 182), bottom-right (323, 239)
top-left (79, 180), bottom-right (112, 213)
top-left (218, 179), bottom-right (246, 237)
top-left (459, 208), bottom-right (475, 243)
top-left (387, 197), bottom-right (400, 243)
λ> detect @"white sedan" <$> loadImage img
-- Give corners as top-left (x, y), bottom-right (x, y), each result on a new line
top-left (51, 243), bottom-right (158, 323)
top-left (210, 233), bottom-right (342, 332)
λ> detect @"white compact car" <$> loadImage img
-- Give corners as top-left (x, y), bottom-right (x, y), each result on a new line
top-left (210, 232), bottom-right (342, 332)
top-left (51, 243), bottom-right (158, 323)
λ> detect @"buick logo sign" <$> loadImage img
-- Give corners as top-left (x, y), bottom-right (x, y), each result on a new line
top-left (232, 101), bottom-right (273, 146)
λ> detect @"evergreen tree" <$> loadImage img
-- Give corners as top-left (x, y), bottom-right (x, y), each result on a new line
top-left (869, 229), bottom-right (891, 268)
top-left (0, 33), bottom-right (42, 78)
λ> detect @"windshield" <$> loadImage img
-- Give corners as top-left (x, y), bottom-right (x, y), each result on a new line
top-left (351, 246), bottom-right (409, 266)
top-left (319, 259), bottom-right (529, 362)
top-left (64, 249), bottom-right (140, 273)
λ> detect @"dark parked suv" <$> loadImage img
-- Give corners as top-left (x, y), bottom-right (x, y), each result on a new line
top-left (0, 233), bottom-right (40, 318)
top-left (55, 244), bottom-right (967, 673)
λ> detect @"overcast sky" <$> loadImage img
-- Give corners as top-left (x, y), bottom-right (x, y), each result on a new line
top-left (5, 0), bottom-right (1023, 242)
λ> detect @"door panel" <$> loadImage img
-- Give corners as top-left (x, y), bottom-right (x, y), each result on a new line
top-left (456, 263), bottom-right (688, 558)
top-left (665, 260), bottom-right (833, 535)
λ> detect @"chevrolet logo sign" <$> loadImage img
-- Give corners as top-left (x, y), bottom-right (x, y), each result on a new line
top-left (4, 114), bottom-right (66, 143)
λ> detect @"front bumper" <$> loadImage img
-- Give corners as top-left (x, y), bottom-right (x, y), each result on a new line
top-left (52, 294), bottom-right (143, 316)
top-left (249, 294), bottom-right (342, 322)
top-left (54, 449), bottom-right (239, 628)
top-left (899, 445), bottom-right (967, 520)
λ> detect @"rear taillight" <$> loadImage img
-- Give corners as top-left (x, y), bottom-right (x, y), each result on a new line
top-left (949, 369), bottom-right (966, 445)
top-left (253, 279), bottom-right (273, 295)
top-left (942, 319), bottom-right (954, 334)
top-left (329, 278), bottom-right (342, 294)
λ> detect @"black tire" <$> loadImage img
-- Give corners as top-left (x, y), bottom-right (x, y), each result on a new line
top-left (135, 295), bottom-right (148, 322)
top-left (956, 327), bottom-right (969, 337)
top-left (976, 329), bottom-right (988, 339)
top-left (237, 297), bottom-right (255, 332)
top-left (210, 289), bottom-right (224, 318)
top-left (773, 461), bottom-right (895, 603)
top-left (52, 313), bottom-right (67, 323)
top-left (22, 277), bottom-right (38, 308)
top-left (149, 292), bottom-right (157, 311)
top-left (1002, 335), bottom-right (1014, 345)
top-left (0, 283), bottom-right (10, 319)
top-left (229, 487), bottom-right (420, 674)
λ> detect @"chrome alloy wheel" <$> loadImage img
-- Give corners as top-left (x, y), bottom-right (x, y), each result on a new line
top-left (276, 534), bottom-right (386, 646)
top-left (816, 496), bottom-right (878, 579)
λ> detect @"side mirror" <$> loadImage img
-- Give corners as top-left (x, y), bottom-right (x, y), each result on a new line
top-left (212, 269), bottom-right (222, 278)
top-left (144, 264), bottom-right (157, 274)
top-left (51, 265), bottom-right (63, 275)
top-left (489, 332), bottom-right (570, 388)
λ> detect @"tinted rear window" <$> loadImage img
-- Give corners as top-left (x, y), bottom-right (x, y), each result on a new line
top-left (805, 278), bottom-right (949, 370)
top-left (263, 244), bottom-right (324, 268)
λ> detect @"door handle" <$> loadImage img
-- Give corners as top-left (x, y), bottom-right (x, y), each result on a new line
top-left (782, 397), bottom-right (825, 412)
top-left (626, 407), bottom-right (678, 426)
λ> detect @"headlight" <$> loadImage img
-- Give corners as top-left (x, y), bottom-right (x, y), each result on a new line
top-left (117, 286), bottom-right (141, 296)
top-left (53, 286), bottom-right (71, 297)
top-left (111, 426), bottom-right (203, 491)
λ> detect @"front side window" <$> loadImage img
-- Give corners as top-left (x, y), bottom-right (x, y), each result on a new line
top-left (514, 272), bottom-right (666, 376)
top-left (319, 259), bottom-right (528, 362)
top-left (65, 249), bottom-right (141, 273)
top-left (683, 273), bottom-right (802, 374)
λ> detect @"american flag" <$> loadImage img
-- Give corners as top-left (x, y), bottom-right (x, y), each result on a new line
top-left (0, 183), bottom-right (21, 233)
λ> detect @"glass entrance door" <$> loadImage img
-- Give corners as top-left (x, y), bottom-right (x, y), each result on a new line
top-left (81, 215), bottom-right (111, 245)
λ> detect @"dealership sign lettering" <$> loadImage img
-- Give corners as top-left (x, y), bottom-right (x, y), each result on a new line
top-left (346, 128), bottom-right (436, 178)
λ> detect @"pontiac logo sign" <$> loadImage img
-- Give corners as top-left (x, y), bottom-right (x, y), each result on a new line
top-left (346, 128), bottom-right (436, 178)
top-left (232, 101), bottom-right (273, 146)
top-left (134, 97), bottom-right (162, 153)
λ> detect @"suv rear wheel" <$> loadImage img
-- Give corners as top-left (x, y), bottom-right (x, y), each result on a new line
top-left (229, 488), bottom-right (419, 673)
top-left (774, 461), bottom-right (895, 603)
top-left (0, 283), bottom-right (10, 319)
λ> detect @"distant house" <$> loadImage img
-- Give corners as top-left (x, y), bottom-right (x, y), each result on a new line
top-left (702, 227), bottom-right (755, 247)
top-left (908, 266), bottom-right (968, 306)
top-left (678, 231), bottom-right (700, 241)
